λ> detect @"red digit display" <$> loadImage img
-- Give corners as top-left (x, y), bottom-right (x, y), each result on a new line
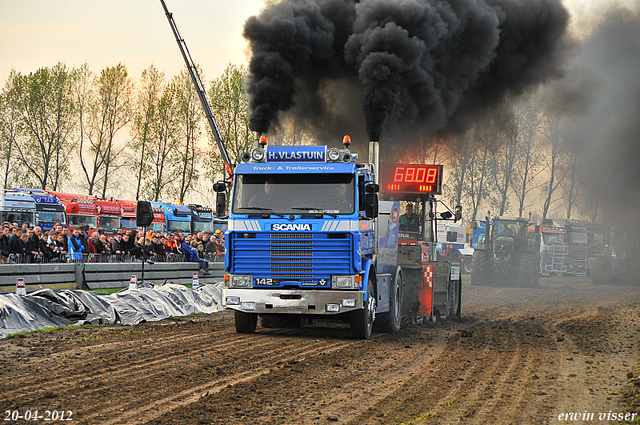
top-left (381, 164), bottom-right (443, 200)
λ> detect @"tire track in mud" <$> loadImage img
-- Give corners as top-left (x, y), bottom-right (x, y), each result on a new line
top-left (2, 327), bottom-right (355, 422)
top-left (0, 326), bottom-right (250, 399)
top-left (88, 340), bottom-right (353, 425)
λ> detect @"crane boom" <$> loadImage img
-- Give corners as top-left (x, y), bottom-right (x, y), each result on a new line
top-left (160, 0), bottom-right (234, 175)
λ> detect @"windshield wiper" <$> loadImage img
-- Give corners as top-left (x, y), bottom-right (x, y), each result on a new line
top-left (238, 207), bottom-right (284, 218)
top-left (239, 207), bottom-right (273, 211)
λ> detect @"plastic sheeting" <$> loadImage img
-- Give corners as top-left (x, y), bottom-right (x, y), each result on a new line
top-left (0, 282), bottom-right (223, 338)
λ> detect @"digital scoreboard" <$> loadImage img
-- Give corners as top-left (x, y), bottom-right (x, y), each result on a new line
top-left (380, 164), bottom-right (443, 199)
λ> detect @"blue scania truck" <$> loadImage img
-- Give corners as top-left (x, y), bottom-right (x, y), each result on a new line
top-left (215, 139), bottom-right (463, 339)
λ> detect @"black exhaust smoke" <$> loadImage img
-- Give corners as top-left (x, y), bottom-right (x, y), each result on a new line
top-left (243, 0), bottom-right (569, 142)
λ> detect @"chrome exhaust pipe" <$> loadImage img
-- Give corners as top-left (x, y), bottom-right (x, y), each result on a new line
top-left (369, 141), bottom-right (379, 185)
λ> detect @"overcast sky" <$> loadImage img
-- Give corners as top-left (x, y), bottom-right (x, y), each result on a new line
top-left (0, 0), bottom-right (636, 84)
top-left (0, 0), bottom-right (264, 83)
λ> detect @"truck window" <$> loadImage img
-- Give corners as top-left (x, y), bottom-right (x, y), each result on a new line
top-left (68, 214), bottom-right (97, 228)
top-left (568, 231), bottom-right (588, 244)
top-left (543, 233), bottom-right (564, 245)
top-left (98, 217), bottom-right (120, 234)
top-left (232, 173), bottom-right (355, 215)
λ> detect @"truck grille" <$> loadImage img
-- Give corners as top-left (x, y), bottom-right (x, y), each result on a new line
top-left (231, 232), bottom-right (353, 285)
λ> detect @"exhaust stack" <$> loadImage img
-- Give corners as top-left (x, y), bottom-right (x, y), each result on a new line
top-left (369, 141), bottom-right (379, 185)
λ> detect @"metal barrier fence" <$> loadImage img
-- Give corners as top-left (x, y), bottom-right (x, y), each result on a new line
top-left (0, 261), bottom-right (226, 293)
top-left (1, 252), bottom-right (224, 265)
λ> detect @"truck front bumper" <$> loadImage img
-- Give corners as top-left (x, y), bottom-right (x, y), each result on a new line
top-left (223, 288), bottom-right (365, 315)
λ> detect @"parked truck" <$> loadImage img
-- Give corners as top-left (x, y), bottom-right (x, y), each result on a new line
top-left (591, 224), bottom-right (640, 286)
top-left (437, 223), bottom-right (473, 274)
top-left (537, 225), bottom-right (568, 276)
top-left (471, 215), bottom-right (540, 287)
top-left (541, 219), bottom-right (589, 275)
top-left (0, 190), bottom-right (37, 228)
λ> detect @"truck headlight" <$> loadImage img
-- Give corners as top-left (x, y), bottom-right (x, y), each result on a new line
top-left (230, 274), bottom-right (252, 288)
top-left (241, 302), bottom-right (256, 311)
top-left (327, 148), bottom-right (341, 162)
top-left (332, 275), bottom-right (356, 289)
top-left (226, 296), bottom-right (241, 305)
top-left (251, 148), bottom-right (265, 162)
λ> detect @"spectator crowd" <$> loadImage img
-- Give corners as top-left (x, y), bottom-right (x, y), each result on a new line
top-left (0, 221), bottom-right (226, 272)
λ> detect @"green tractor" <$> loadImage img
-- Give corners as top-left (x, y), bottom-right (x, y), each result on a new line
top-left (471, 216), bottom-right (540, 287)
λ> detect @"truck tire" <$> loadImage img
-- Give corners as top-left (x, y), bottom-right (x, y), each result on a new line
top-left (234, 310), bottom-right (258, 334)
top-left (462, 256), bottom-right (473, 274)
top-left (591, 255), bottom-right (610, 285)
top-left (518, 252), bottom-right (538, 288)
top-left (351, 275), bottom-right (376, 340)
top-left (375, 268), bottom-right (403, 333)
top-left (447, 276), bottom-right (462, 318)
top-left (471, 250), bottom-right (489, 286)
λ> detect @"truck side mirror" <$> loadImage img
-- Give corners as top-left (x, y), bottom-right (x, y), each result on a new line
top-left (213, 182), bottom-right (226, 218)
top-left (365, 183), bottom-right (379, 193)
top-left (364, 184), bottom-right (378, 218)
top-left (365, 193), bottom-right (378, 218)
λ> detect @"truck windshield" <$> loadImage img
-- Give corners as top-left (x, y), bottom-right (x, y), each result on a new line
top-left (99, 216), bottom-right (120, 234)
top-left (0, 212), bottom-right (36, 227)
top-left (492, 221), bottom-right (521, 238)
top-left (543, 233), bottom-right (564, 245)
top-left (568, 231), bottom-right (588, 244)
top-left (168, 220), bottom-right (190, 232)
top-left (68, 214), bottom-right (97, 228)
top-left (193, 220), bottom-right (214, 233)
top-left (232, 173), bottom-right (355, 215)
top-left (37, 211), bottom-right (66, 226)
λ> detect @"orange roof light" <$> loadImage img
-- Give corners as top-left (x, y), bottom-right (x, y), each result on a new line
top-left (259, 134), bottom-right (267, 147)
top-left (343, 135), bottom-right (351, 147)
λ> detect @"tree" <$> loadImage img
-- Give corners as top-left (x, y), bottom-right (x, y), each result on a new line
top-left (207, 64), bottom-right (253, 186)
top-left (486, 122), bottom-right (518, 216)
top-left (76, 63), bottom-right (133, 197)
top-left (142, 82), bottom-right (181, 202)
top-left (445, 130), bottom-right (490, 226)
top-left (8, 63), bottom-right (76, 190)
top-left (131, 66), bottom-right (165, 200)
top-left (171, 69), bottom-right (202, 203)
top-left (540, 111), bottom-right (570, 220)
top-left (511, 94), bottom-right (544, 218)
top-left (0, 73), bottom-right (21, 189)
top-left (562, 149), bottom-right (581, 219)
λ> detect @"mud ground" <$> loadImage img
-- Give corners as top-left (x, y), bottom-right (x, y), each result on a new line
top-left (1, 276), bottom-right (639, 424)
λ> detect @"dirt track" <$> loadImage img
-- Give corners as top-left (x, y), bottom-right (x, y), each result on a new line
top-left (1, 276), bottom-right (639, 424)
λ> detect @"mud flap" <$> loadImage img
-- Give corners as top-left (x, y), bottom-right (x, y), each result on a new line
top-left (419, 266), bottom-right (434, 317)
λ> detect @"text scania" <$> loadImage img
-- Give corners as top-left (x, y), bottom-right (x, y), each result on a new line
top-left (272, 224), bottom-right (312, 231)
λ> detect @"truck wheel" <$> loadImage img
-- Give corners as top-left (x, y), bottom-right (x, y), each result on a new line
top-left (351, 276), bottom-right (376, 340)
top-left (447, 276), bottom-right (462, 318)
top-left (375, 268), bottom-right (403, 333)
top-left (518, 252), bottom-right (537, 287)
top-left (471, 250), bottom-right (488, 286)
top-left (591, 255), bottom-right (609, 285)
top-left (462, 256), bottom-right (473, 274)
top-left (234, 310), bottom-right (257, 334)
